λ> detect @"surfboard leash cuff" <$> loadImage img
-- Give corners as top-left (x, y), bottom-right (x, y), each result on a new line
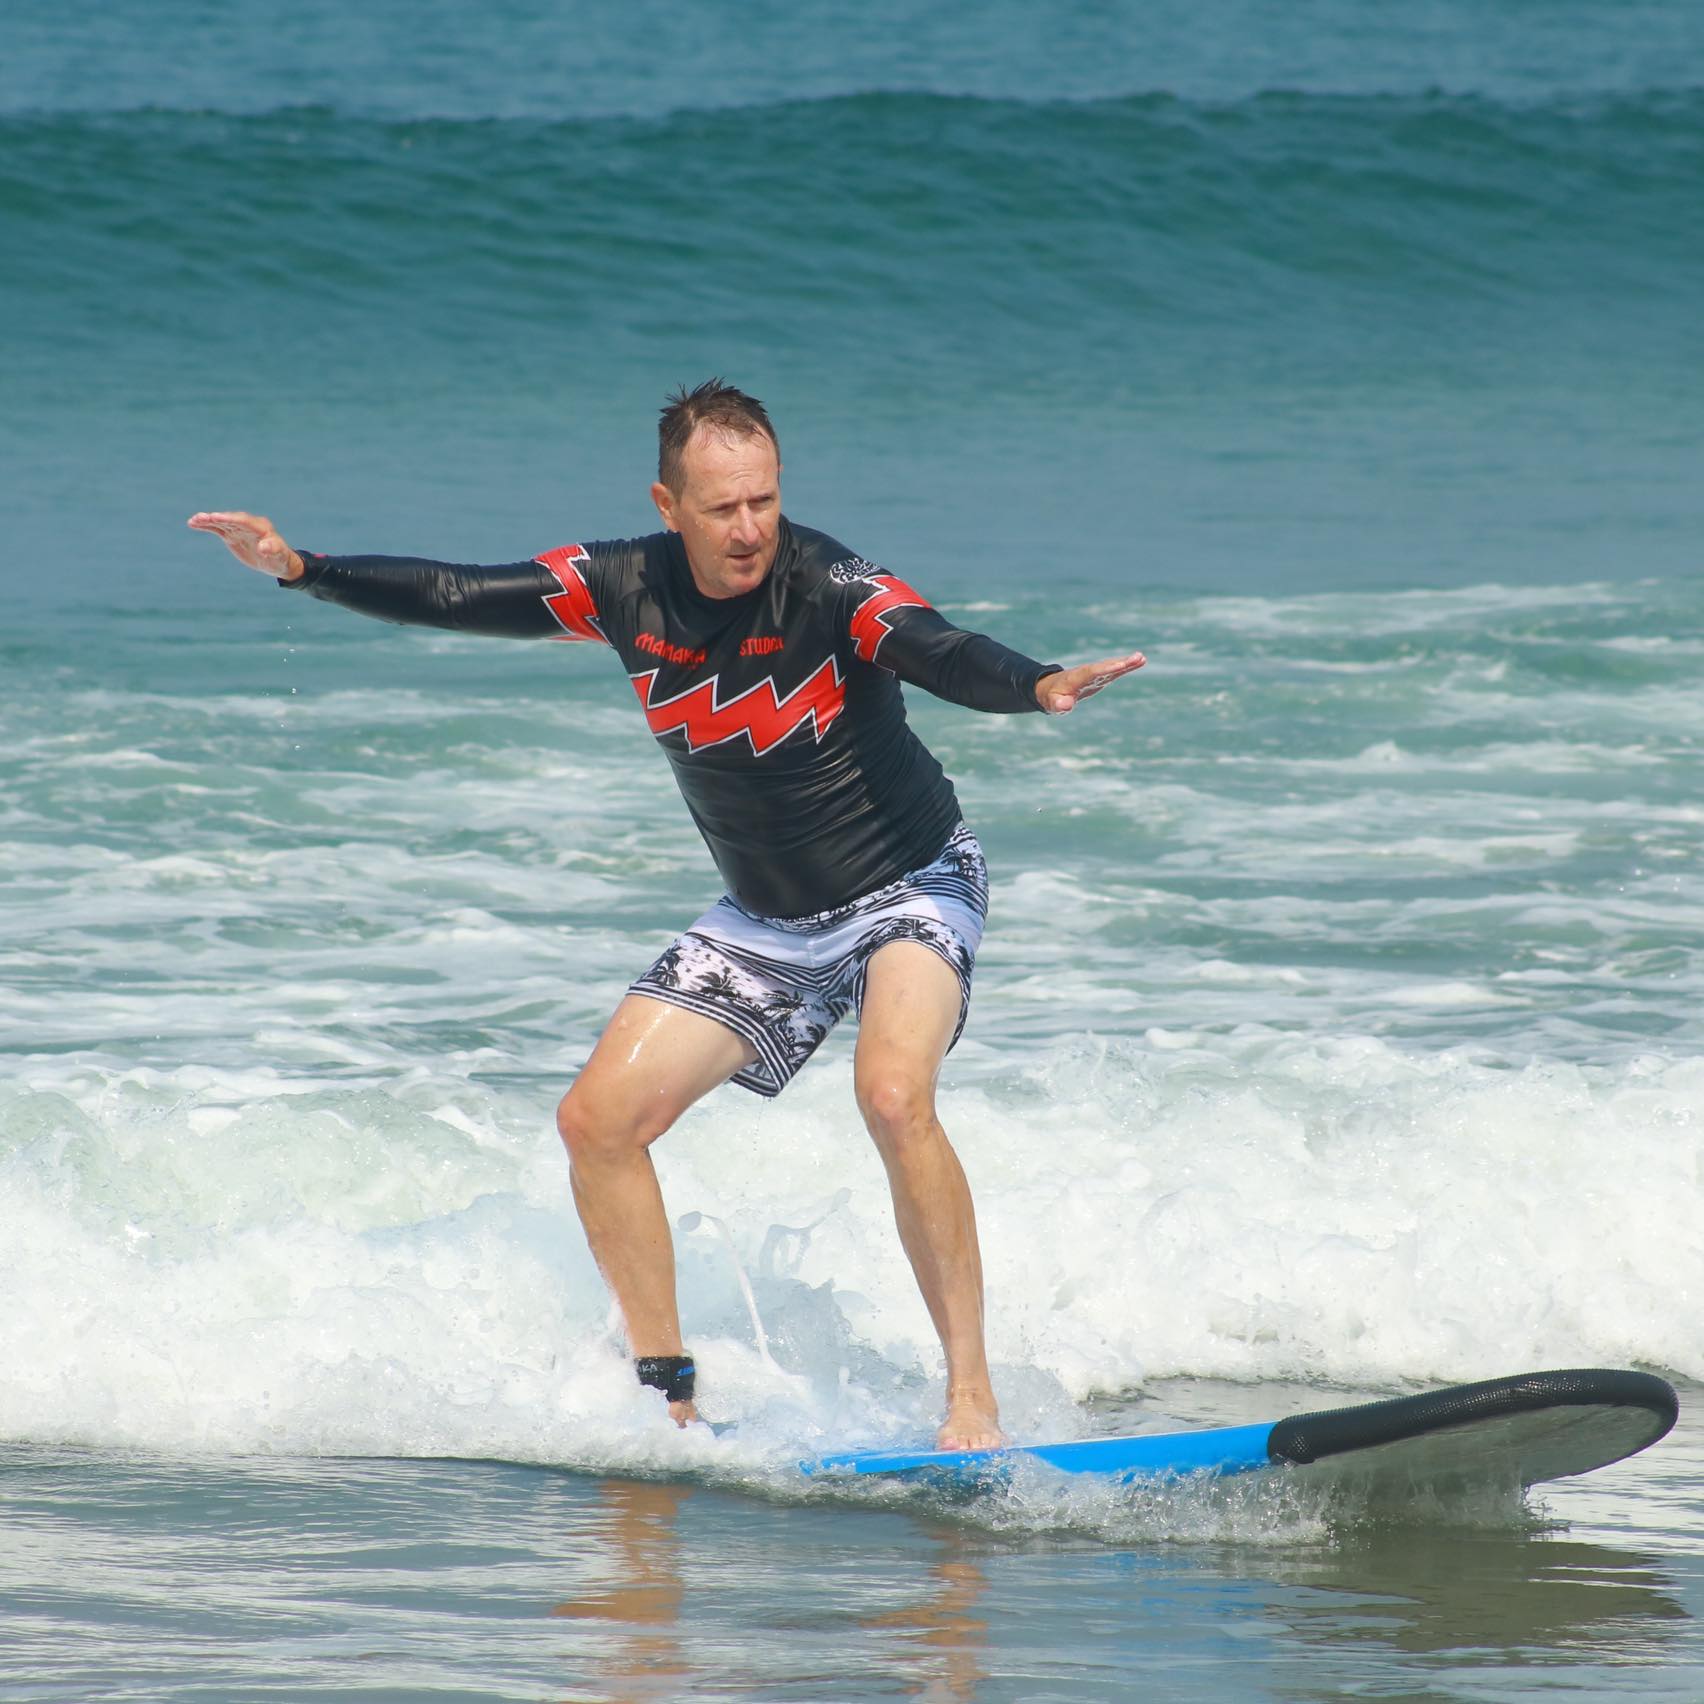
top-left (636, 1354), bottom-right (696, 1403)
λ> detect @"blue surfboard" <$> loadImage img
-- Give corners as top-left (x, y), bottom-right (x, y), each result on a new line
top-left (803, 1368), bottom-right (1677, 1492)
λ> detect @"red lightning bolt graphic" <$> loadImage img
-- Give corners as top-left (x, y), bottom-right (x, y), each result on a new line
top-left (848, 573), bottom-right (933, 663)
top-left (631, 658), bottom-right (846, 755)
top-left (534, 545), bottom-right (608, 643)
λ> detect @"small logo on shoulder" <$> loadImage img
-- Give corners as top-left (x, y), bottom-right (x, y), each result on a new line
top-left (828, 556), bottom-right (884, 584)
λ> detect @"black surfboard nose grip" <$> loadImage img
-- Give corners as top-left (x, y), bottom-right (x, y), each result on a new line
top-left (636, 1354), bottom-right (696, 1403)
top-left (1266, 1367), bottom-right (1678, 1467)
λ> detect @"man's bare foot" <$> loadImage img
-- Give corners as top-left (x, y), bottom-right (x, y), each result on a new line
top-left (937, 1391), bottom-right (1005, 1452)
top-left (668, 1398), bottom-right (699, 1429)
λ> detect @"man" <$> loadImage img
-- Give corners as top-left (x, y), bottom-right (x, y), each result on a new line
top-left (189, 380), bottom-right (1143, 1449)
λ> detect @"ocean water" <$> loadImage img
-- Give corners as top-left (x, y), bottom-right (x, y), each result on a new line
top-left (3, 2), bottom-right (1703, 1697)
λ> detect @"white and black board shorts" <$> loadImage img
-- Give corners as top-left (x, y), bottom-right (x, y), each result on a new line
top-left (629, 823), bottom-right (989, 1098)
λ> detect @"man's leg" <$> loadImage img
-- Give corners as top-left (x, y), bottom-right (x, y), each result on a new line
top-left (556, 994), bottom-right (756, 1423)
top-left (853, 941), bottom-right (1004, 1451)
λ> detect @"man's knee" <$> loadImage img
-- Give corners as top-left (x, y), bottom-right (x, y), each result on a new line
top-left (856, 1070), bottom-right (940, 1154)
top-left (555, 1081), bottom-right (677, 1163)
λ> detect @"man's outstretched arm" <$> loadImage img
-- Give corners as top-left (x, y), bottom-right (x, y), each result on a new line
top-left (840, 567), bottom-right (1145, 715)
top-left (187, 511), bottom-right (604, 643)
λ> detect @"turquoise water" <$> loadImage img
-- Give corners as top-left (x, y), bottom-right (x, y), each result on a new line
top-left (3, 2), bottom-right (1703, 1696)
top-left (5, 1393), bottom-right (1703, 1700)
top-left (3, 1393), bottom-right (1700, 1702)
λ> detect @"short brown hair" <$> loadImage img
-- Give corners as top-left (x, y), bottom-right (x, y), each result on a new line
top-left (658, 379), bottom-right (779, 493)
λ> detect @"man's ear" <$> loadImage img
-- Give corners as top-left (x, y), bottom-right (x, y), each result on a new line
top-left (650, 480), bottom-right (678, 532)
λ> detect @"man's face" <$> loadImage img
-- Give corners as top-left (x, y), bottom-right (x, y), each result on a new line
top-left (651, 427), bottom-right (782, 600)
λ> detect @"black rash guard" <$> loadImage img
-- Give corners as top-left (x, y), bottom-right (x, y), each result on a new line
top-left (286, 519), bottom-right (1053, 918)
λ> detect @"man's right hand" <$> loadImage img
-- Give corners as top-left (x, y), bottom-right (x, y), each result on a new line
top-left (187, 511), bottom-right (305, 582)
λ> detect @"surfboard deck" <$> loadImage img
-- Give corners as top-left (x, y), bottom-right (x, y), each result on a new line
top-left (802, 1368), bottom-right (1678, 1493)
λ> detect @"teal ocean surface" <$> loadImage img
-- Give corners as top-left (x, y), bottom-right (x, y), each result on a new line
top-left (3, 2), bottom-right (1703, 1697)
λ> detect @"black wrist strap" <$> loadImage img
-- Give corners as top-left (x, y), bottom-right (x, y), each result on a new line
top-left (635, 1353), bottom-right (696, 1403)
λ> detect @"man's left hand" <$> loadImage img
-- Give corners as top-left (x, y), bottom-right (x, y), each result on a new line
top-left (1035, 650), bottom-right (1146, 714)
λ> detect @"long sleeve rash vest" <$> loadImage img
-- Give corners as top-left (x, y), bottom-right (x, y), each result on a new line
top-left (287, 519), bottom-right (1052, 918)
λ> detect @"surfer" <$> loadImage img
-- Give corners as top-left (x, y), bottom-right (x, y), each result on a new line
top-left (188, 380), bottom-right (1144, 1449)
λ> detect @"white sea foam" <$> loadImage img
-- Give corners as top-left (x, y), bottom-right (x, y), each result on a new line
top-left (1227, 739), bottom-right (1671, 775)
top-left (1141, 582), bottom-right (1633, 642)
top-left (2, 1037), bottom-right (1698, 1473)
